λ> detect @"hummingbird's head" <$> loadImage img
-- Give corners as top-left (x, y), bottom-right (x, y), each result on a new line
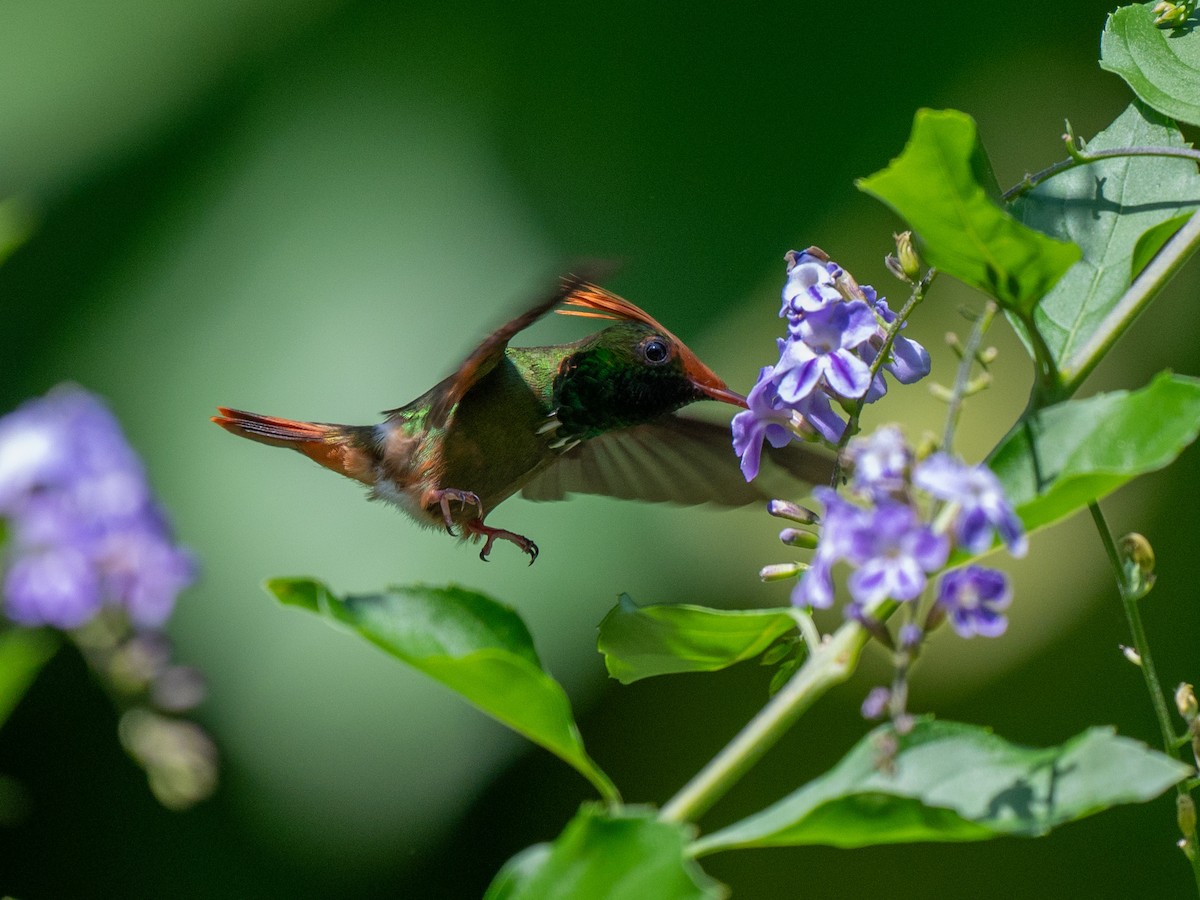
top-left (551, 316), bottom-right (747, 440)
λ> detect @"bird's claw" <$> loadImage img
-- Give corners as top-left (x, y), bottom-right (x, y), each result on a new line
top-left (464, 519), bottom-right (539, 565)
top-left (430, 488), bottom-right (483, 535)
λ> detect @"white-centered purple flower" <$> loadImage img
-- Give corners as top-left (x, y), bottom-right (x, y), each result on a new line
top-left (731, 367), bottom-right (796, 482)
top-left (844, 500), bottom-right (949, 606)
top-left (847, 426), bottom-right (911, 497)
top-left (781, 251), bottom-right (842, 316)
top-left (775, 301), bottom-right (876, 402)
top-left (0, 385), bottom-right (196, 629)
top-left (936, 565), bottom-right (1011, 638)
top-left (914, 453), bottom-right (1028, 557)
top-left (791, 486), bottom-right (864, 610)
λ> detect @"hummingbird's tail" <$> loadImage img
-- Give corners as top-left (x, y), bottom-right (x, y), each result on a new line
top-left (212, 407), bottom-right (377, 484)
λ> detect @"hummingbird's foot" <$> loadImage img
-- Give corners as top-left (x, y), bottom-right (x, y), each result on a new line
top-left (428, 488), bottom-right (484, 535)
top-left (463, 519), bottom-right (539, 565)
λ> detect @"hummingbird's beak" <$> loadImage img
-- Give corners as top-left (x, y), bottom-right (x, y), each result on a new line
top-left (684, 358), bottom-right (749, 409)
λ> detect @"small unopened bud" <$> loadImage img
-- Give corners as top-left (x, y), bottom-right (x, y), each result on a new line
top-left (767, 499), bottom-right (819, 525)
top-left (1120, 532), bottom-right (1157, 598)
top-left (894, 231), bottom-right (921, 281)
top-left (1120, 644), bottom-right (1143, 666)
top-left (898, 623), bottom-right (924, 651)
top-left (1180, 794), bottom-right (1197, 840)
top-left (759, 562), bottom-right (804, 582)
top-left (779, 528), bottom-right (819, 549)
top-left (861, 686), bottom-right (890, 720)
top-left (884, 254), bottom-right (906, 282)
top-left (1177, 683), bottom-right (1198, 722)
top-left (979, 346), bottom-right (999, 365)
top-left (1153, 0), bottom-right (1190, 27)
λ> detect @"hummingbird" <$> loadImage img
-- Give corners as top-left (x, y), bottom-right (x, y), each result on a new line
top-left (212, 276), bottom-right (831, 563)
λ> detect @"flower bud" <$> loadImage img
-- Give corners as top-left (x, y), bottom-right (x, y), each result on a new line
top-left (759, 562), bottom-right (804, 582)
top-left (894, 231), bottom-right (921, 281)
top-left (767, 499), bottom-right (819, 524)
top-left (1177, 683), bottom-right (1198, 722)
top-left (861, 686), bottom-right (890, 720)
top-left (1120, 532), bottom-right (1156, 598)
top-left (1180, 794), bottom-right (1197, 840)
top-left (884, 254), bottom-right (907, 283)
top-left (1120, 644), bottom-right (1143, 666)
top-left (1153, 1), bottom-right (1190, 27)
top-left (779, 528), bottom-right (819, 549)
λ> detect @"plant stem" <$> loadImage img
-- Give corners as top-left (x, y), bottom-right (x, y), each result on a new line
top-left (658, 601), bottom-right (895, 825)
top-left (829, 269), bottom-right (937, 485)
top-left (1003, 145), bottom-right (1200, 202)
top-left (1062, 208), bottom-right (1200, 391)
top-left (1089, 501), bottom-right (1200, 891)
top-left (942, 300), bottom-right (997, 453)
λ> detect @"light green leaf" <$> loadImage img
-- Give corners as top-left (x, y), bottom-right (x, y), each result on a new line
top-left (597, 595), bottom-right (799, 684)
top-left (989, 372), bottom-right (1200, 532)
top-left (1101, 3), bottom-right (1200, 127)
top-left (694, 718), bottom-right (1190, 853)
top-left (485, 804), bottom-right (726, 900)
top-left (267, 577), bottom-right (618, 801)
top-left (0, 628), bottom-right (59, 730)
top-left (1010, 103), bottom-right (1200, 385)
top-left (857, 108), bottom-right (1080, 315)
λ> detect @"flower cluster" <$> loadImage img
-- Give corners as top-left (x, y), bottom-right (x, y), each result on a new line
top-left (0, 385), bottom-right (196, 629)
top-left (732, 248), bottom-right (930, 481)
top-left (774, 426), bottom-right (1026, 640)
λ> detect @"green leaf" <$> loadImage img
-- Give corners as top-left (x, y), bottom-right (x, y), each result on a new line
top-left (597, 595), bottom-right (799, 684)
top-left (857, 108), bottom-right (1080, 315)
top-left (990, 372), bottom-right (1200, 532)
top-left (1101, 3), bottom-right (1200, 128)
top-left (485, 804), bottom-right (726, 900)
top-left (1010, 103), bottom-right (1200, 384)
top-left (266, 577), bottom-right (618, 801)
top-left (694, 718), bottom-right (1190, 853)
top-left (0, 628), bottom-right (59, 731)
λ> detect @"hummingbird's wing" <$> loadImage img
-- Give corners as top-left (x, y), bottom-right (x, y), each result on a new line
top-left (387, 272), bottom-right (597, 427)
top-left (520, 415), bottom-right (833, 506)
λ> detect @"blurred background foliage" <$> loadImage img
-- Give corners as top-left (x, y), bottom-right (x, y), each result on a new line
top-left (1, 0), bottom-right (1198, 897)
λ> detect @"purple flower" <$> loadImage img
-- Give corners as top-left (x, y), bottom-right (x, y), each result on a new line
top-left (844, 500), bottom-right (948, 605)
top-left (791, 487), bottom-right (864, 609)
top-left (791, 391), bottom-right (847, 445)
top-left (847, 426), bottom-right (911, 496)
top-left (914, 453), bottom-right (1027, 557)
top-left (732, 367), bottom-right (796, 482)
top-left (781, 251), bottom-right (842, 316)
top-left (774, 301), bottom-right (876, 402)
top-left (0, 386), bottom-right (196, 629)
top-left (866, 297), bottom-right (931, 385)
top-left (936, 565), bottom-right (1011, 638)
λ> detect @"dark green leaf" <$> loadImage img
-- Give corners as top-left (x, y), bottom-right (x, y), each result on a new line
top-left (485, 804), bottom-right (726, 900)
top-left (990, 372), bottom-right (1200, 532)
top-left (597, 595), bottom-right (799, 684)
top-left (0, 628), bottom-right (59, 730)
top-left (694, 718), bottom-right (1190, 853)
top-left (857, 108), bottom-right (1080, 314)
top-left (266, 577), bottom-right (618, 801)
top-left (1010, 103), bottom-right (1200, 384)
top-left (1101, 3), bottom-right (1200, 128)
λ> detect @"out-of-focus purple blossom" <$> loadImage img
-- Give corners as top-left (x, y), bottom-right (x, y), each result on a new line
top-left (775, 301), bottom-right (876, 402)
top-left (844, 500), bottom-right (949, 606)
top-left (847, 426), bottom-right (911, 497)
top-left (914, 453), bottom-right (1028, 557)
top-left (731, 367), bottom-right (797, 482)
top-left (0, 385), bottom-right (196, 629)
top-left (791, 487), bottom-right (864, 610)
top-left (936, 565), bottom-right (1011, 638)
top-left (861, 686), bottom-right (891, 719)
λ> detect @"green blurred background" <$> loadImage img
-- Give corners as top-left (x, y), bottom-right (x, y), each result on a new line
top-left (2, 1), bottom-right (1199, 896)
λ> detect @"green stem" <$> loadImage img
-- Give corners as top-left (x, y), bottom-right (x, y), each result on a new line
top-left (1003, 145), bottom-right (1200, 202)
top-left (1088, 502), bottom-right (1200, 891)
top-left (942, 300), bottom-right (997, 453)
top-left (658, 601), bottom-right (896, 824)
top-left (829, 268), bottom-right (937, 485)
top-left (1061, 208), bottom-right (1200, 391)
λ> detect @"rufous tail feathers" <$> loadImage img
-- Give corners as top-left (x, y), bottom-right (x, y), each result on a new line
top-left (212, 407), bottom-right (376, 484)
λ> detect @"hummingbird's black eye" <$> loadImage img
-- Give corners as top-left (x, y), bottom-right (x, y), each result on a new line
top-left (640, 337), bottom-right (671, 365)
